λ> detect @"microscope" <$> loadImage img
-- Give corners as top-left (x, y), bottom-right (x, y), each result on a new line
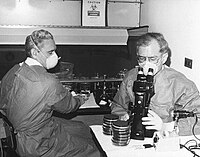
top-left (129, 67), bottom-right (155, 140)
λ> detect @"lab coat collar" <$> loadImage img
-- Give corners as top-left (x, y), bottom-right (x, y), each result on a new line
top-left (21, 57), bottom-right (43, 67)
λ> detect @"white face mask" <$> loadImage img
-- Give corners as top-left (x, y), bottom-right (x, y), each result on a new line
top-left (45, 52), bottom-right (59, 69)
top-left (139, 61), bottom-right (158, 76)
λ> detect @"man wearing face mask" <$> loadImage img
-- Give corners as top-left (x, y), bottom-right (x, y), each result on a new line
top-left (0, 30), bottom-right (102, 157)
top-left (111, 32), bottom-right (200, 136)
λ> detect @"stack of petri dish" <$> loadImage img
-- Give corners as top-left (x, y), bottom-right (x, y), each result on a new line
top-left (102, 114), bottom-right (119, 135)
top-left (111, 120), bottom-right (131, 146)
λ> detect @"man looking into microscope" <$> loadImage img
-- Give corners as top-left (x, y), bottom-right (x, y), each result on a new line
top-left (111, 32), bottom-right (200, 136)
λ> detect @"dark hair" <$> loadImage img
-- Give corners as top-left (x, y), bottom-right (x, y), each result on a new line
top-left (25, 29), bottom-right (54, 57)
top-left (136, 32), bottom-right (171, 55)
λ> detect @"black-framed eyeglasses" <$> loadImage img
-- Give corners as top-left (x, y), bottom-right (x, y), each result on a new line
top-left (137, 55), bottom-right (161, 64)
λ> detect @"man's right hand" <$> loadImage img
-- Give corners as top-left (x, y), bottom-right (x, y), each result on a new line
top-left (119, 113), bottom-right (130, 121)
top-left (71, 91), bottom-right (90, 103)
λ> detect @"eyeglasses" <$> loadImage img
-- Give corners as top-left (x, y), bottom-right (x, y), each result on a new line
top-left (137, 55), bottom-right (161, 64)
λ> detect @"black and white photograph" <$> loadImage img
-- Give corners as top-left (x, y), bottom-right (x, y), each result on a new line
top-left (0, 0), bottom-right (200, 157)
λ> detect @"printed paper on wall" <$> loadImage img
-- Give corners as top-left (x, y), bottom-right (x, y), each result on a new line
top-left (81, 0), bottom-right (107, 26)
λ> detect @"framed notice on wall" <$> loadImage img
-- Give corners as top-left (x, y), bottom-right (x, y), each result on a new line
top-left (81, 0), bottom-right (107, 26)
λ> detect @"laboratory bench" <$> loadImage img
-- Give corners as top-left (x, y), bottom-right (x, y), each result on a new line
top-left (90, 125), bottom-right (200, 157)
top-left (53, 77), bottom-right (122, 125)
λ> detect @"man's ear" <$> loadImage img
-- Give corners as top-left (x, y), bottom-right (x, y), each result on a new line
top-left (161, 53), bottom-right (168, 64)
top-left (30, 49), bottom-right (38, 59)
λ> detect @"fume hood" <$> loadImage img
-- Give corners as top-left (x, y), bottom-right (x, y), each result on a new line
top-left (0, 25), bottom-right (148, 45)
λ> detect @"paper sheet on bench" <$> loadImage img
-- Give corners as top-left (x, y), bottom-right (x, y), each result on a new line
top-left (80, 93), bottom-right (100, 108)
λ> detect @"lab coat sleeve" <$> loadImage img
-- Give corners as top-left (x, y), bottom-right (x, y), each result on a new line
top-left (52, 91), bottom-right (82, 113)
top-left (173, 76), bottom-right (200, 135)
top-left (174, 79), bottom-right (200, 111)
top-left (45, 77), bottom-right (83, 114)
top-left (111, 81), bottom-right (130, 116)
top-left (111, 69), bottom-right (137, 116)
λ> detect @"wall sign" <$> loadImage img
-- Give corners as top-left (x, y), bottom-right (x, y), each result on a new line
top-left (81, 0), bottom-right (107, 26)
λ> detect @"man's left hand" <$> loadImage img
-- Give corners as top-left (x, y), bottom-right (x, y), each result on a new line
top-left (142, 110), bottom-right (163, 131)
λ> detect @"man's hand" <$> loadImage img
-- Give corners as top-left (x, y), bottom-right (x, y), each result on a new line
top-left (77, 93), bottom-right (90, 102)
top-left (142, 110), bottom-right (163, 131)
top-left (71, 91), bottom-right (90, 102)
top-left (119, 113), bottom-right (130, 121)
top-left (71, 91), bottom-right (89, 106)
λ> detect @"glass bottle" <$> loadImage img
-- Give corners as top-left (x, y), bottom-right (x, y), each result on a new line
top-left (99, 75), bottom-right (111, 106)
top-left (109, 82), bottom-right (117, 100)
top-left (93, 81), bottom-right (101, 105)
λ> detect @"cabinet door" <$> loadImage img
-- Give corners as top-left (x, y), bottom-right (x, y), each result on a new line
top-left (108, 0), bottom-right (141, 27)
